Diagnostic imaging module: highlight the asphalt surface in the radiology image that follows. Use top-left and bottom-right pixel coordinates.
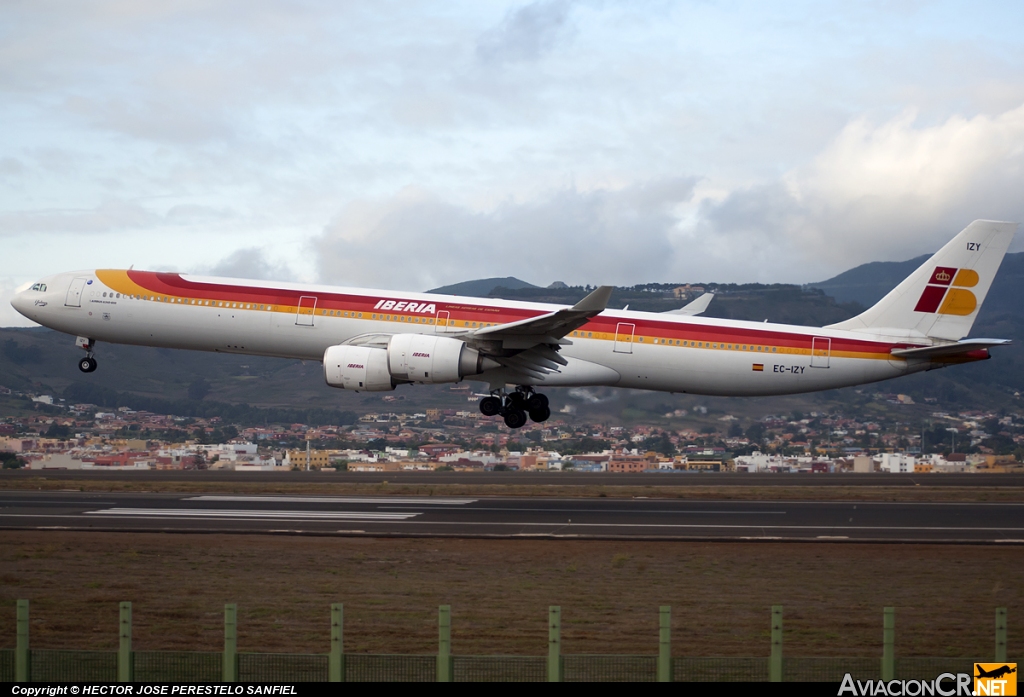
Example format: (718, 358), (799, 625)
(4, 470), (1024, 487)
(2, 490), (1023, 543)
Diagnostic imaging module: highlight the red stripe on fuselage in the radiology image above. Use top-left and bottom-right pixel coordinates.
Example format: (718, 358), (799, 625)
(123, 271), (908, 356)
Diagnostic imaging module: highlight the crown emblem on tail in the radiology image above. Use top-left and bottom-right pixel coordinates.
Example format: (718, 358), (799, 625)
(934, 270), (951, 282)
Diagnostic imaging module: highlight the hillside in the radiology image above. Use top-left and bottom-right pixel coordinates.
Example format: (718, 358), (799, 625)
(427, 277), (538, 296)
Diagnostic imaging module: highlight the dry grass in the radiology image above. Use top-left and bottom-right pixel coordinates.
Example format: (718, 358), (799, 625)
(3, 476), (1024, 503)
(0, 531), (1020, 658)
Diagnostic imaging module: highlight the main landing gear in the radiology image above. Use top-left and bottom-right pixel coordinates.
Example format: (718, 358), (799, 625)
(77, 337), (98, 373)
(479, 387), (551, 429)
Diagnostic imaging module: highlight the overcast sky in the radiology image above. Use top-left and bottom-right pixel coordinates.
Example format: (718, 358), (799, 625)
(3, 0), (1024, 326)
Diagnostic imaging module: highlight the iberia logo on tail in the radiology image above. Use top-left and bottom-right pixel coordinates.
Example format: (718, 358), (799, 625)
(914, 266), (980, 316)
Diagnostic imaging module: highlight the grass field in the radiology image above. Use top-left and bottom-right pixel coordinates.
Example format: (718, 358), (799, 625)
(3, 476), (1024, 503)
(1, 531), (1019, 658)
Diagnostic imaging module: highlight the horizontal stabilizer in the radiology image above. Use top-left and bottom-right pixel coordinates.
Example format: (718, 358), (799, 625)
(891, 338), (1011, 359)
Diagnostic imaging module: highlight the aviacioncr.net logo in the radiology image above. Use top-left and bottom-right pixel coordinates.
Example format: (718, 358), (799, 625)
(839, 673), (973, 696)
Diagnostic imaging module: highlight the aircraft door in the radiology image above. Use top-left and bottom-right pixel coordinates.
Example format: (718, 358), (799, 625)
(811, 336), (831, 368)
(295, 296), (317, 326)
(435, 310), (456, 333)
(64, 277), (87, 308)
(614, 322), (635, 354)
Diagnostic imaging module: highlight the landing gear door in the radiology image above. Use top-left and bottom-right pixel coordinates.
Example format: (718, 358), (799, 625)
(295, 296), (317, 326)
(614, 322), (635, 354)
(65, 277), (87, 308)
(811, 336), (831, 368)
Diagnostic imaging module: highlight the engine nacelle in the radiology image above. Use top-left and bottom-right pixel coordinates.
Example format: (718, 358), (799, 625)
(387, 334), (498, 383)
(323, 345), (395, 392)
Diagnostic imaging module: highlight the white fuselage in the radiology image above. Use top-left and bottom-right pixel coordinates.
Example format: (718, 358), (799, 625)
(11, 269), (956, 397)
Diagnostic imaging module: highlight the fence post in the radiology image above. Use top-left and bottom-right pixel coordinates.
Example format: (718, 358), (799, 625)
(118, 601), (133, 682)
(548, 606), (562, 682)
(769, 605), (783, 682)
(437, 605), (453, 682)
(329, 603), (344, 682)
(658, 606), (672, 682)
(15, 599), (28, 683)
(882, 607), (895, 681)
(223, 604), (237, 682)
(995, 607), (1007, 662)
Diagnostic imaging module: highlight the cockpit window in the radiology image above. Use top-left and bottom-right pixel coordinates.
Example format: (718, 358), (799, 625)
(30, 283), (47, 292)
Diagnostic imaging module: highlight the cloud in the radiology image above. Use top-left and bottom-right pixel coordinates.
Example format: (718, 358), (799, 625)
(0, 277), (39, 328)
(694, 103), (1024, 274)
(312, 177), (698, 290)
(203, 247), (297, 281)
(476, 0), (577, 65)
(0, 200), (157, 236)
(0, 200), (235, 237)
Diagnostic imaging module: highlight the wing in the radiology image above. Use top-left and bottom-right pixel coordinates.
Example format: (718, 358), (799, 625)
(663, 292), (714, 316)
(464, 285), (614, 380)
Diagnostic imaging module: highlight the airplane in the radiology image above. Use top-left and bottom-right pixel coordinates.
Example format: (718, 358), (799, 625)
(8, 220), (1017, 429)
(975, 665), (1016, 679)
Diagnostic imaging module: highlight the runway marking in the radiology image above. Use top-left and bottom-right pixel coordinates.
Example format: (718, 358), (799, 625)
(84, 508), (421, 521)
(391, 506), (787, 515)
(186, 496), (476, 505)
(323, 521), (1024, 532)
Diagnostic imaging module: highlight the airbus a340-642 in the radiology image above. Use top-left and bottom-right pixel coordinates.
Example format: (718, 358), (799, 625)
(10, 220), (1017, 429)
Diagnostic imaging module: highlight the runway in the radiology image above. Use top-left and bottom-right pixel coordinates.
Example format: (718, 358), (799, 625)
(2, 490), (1023, 543)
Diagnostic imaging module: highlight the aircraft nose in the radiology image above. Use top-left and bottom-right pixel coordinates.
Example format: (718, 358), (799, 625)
(10, 283), (32, 317)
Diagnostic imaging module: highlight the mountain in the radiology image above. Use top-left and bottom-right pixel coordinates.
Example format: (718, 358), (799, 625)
(808, 251), (1024, 318)
(427, 277), (538, 297)
(806, 255), (930, 307)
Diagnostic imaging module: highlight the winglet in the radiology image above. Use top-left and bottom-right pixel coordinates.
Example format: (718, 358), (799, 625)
(571, 285), (613, 314)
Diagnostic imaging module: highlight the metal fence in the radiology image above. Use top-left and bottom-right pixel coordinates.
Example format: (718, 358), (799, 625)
(28, 650), (117, 682)
(344, 654), (436, 682)
(8, 650), (1019, 683)
(672, 657), (769, 682)
(564, 655), (658, 682)
(6, 600), (1014, 682)
(0, 648), (14, 682)
(453, 656), (547, 682)
(238, 652), (329, 682)
(133, 651), (221, 683)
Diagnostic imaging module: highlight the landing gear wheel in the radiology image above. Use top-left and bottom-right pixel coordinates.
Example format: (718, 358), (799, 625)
(527, 393), (548, 411)
(503, 409), (527, 429)
(529, 406), (551, 423)
(507, 392), (527, 408)
(78, 356), (97, 373)
(479, 396), (502, 417)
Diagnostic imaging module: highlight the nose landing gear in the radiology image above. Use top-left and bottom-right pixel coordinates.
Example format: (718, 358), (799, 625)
(478, 387), (551, 428)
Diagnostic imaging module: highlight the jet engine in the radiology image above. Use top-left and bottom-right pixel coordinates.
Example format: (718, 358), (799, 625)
(322, 344), (396, 392)
(324, 335), (499, 391)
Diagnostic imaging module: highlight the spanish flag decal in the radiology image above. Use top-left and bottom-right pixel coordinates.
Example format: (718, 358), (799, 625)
(752, 364), (764, 372)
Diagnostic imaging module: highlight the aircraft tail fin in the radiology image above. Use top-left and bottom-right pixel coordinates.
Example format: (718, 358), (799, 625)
(826, 220), (1017, 340)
